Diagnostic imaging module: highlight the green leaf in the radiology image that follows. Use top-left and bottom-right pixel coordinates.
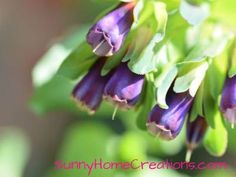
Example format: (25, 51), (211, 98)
(101, 42), (128, 76)
(122, 26), (154, 63)
(57, 42), (97, 80)
(204, 112), (228, 157)
(202, 77), (217, 128)
(189, 82), (204, 121)
(136, 76), (156, 130)
(123, 0), (160, 65)
(212, 0), (236, 28)
(180, 0), (210, 25)
(165, 10), (189, 38)
(156, 66), (178, 109)
(157, 0), (180, 12)
(30, 75), (76, 115)
(174, 61), (208, 96)
(207, 50), (228, 99)
(32, 26), (89, 87)
(229, 42), (236, 77)
(186, 26), (234, 61)
(131, 0), (154, 29)
(128, 39), (167, 74)
(128, 2), (168, 74)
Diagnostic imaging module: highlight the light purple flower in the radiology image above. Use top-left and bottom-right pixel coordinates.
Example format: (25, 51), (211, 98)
(72, 59), (110, 114)
(147, 90), (193, 140)
(220, 75), (236, 126)
(87, 2), (135, 57)
(104, 62), (144, 109)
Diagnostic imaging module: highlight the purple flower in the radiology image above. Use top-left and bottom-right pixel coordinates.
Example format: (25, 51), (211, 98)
(72, 59), (110, 114)
(220, 75), (236, 126)
(147, 90), (193, 140)
(87, 2), (135, 57)
(103, 63), (144, 109)
(186, 116), (208, 151)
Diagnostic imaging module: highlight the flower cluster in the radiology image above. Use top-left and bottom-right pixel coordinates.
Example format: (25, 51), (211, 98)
(69, 0), (236, 159)
(73, 2), (144, 113)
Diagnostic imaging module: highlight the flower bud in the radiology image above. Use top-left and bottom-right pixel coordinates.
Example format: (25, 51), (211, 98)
(147, 90), (193, 140)
(103, 63), (144, 109)
(72, 59), (110, 114)
(87, 2), (135, 56)
(220, 75), (236, 127)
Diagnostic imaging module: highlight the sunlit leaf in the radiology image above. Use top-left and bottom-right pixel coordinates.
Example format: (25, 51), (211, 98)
(174, 61), (208, 97)
(156, 66), (178, 109)
(32, 26), (89, 87)
(180, 0), (210, 25)
(203, 112), (228, 157)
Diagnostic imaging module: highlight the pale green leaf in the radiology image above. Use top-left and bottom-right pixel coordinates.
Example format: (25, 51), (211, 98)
(156, 66), (178, 109)
(128, 2), (168, 74)
(204, 112), (228, 157)
(136, 76), (156, 130)
(174, 61), (208, 96)
(180, 0), (210, 25)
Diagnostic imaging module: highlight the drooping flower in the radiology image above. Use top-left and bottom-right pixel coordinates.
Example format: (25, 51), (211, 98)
(87, 2), (135, 57)
(186, 116), (208, 151)
(72, 59), (110, 114)
(185, 116), (208, 162)
(147, 90), (193, 140)
(220, 75), (236, 127)
(103, 62), (145, 109)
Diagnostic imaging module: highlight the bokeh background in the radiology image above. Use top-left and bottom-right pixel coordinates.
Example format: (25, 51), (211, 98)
(0, 0), (236, 177)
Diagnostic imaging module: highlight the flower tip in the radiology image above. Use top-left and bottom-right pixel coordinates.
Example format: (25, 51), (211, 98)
(185, 149), (193, 162)
(103, 95), (132, 110)
(87, 30), (114, 57)
(232, 123), (235, 129)
(71, 95), (96, 115)
(223, 108), (236, 126)
(146, 122), (175, 141)
(87, 2), (135, 56)
(112, 105), (119, 120)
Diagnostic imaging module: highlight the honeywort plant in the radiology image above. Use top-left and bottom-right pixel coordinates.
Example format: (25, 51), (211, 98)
(31, 0), (236, 160)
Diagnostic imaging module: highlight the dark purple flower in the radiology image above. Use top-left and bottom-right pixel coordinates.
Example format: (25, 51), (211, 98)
(186, 116), (208, 151)
(147, 90), (193, 140)
(220, 75), (236, 127)
(87, 2), (135, 57)
(103, 63), (144, 109)
(72, 59), (110, 114)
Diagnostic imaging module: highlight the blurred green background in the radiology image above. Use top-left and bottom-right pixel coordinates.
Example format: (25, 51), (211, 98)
(0, 0), (236, 177)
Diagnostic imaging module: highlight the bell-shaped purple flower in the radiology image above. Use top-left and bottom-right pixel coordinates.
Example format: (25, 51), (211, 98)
(185, 116), (208, 162)
(147, 90), (193, 140)
(186, 116), (208, 150)
(220, 75), (236, 126)
(103, 63), (145, 109)
(72, 59), (110, 114)
(87, 2), (135, 57)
